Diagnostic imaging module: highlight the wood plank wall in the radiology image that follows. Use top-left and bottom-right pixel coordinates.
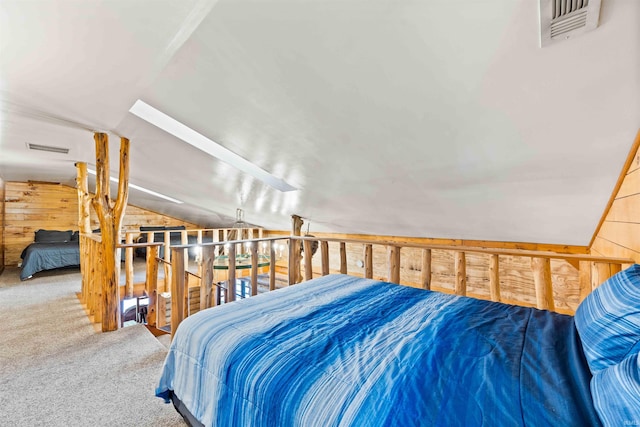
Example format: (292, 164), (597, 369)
(591, 137), (640, 263)
(266, 231), (588, 313)
(0, 176), (5, 274)
(3, 182), (201, 267)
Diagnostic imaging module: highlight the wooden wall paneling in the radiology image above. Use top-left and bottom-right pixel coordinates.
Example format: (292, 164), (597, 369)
(590, 130), (640, 262)
(3, 181), (201, 267)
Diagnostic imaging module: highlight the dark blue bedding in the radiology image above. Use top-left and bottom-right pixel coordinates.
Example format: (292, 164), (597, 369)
(20, 241), (80, 280)
(157, 274), (600, 427)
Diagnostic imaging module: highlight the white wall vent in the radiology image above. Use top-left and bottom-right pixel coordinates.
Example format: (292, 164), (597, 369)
(539, 0), (602, 47)
(27, 143), (70, 154)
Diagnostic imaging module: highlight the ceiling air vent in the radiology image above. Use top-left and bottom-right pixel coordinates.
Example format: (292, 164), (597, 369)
(539, 0), (602, 47)
(27, 143), (70, 154)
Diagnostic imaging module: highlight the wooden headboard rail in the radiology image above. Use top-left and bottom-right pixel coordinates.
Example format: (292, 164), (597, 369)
(164, 236), (633, 339)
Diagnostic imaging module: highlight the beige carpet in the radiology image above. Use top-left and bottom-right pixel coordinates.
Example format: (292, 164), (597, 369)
(0, 267), (185, 426)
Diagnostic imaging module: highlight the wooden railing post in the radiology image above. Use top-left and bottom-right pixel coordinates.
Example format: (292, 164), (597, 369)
(125, 232), (134, 298)
(421, 249), (431, 290)
(288, 238), (297, 285)
(251, 242), (259, 295)
(531, 257), (554, 310)
(227, 243), (237, 301)
(303, 240), (313, 281)
(76, 162), (91, 304)
(364, 244), (373, 279)
(200, 245), (215, 309)
(269, 241), (276, 291)
(340, 242), (347, 274)
(321, 241), (329, 276)
(196, 229), (203, 279)
(578, 260), (592, 303)
(455, 251), (466, 296)
(146, 245), (159, 327)
(388, 246), (400, 284)
(291, 215), (303, 283)
(170, 248), (186, 339)
(163, 230), (171, 290)
(489, 254), (500, 302)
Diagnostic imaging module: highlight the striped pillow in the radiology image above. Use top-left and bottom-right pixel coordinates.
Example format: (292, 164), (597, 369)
(574, 264), (640, 373)
(591, 352), (640, 425)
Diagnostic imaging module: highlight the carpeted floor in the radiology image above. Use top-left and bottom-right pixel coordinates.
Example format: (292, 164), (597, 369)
(0, 267), (185, 426)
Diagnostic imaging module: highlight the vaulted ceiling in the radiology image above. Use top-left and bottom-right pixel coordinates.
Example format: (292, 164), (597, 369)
(1, 0), (638, 245)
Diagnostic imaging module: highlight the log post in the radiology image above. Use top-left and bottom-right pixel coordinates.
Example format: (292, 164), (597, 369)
(489, 254), (500, 302)
(455, 251), (466, 296)
(146, 245), (159, 327)
(227, 243), (236, 302)
(288, 238), (297, 285)
(91, 133), (130, 332)
(421, 249), (431, 290)
(251, 242), (259, 295)
(200, 245), (215, 309)
(364, 244), (373, 279)
(196, 229), (203, 279)
(531, 257), (554, 310)
(388, 245), (401, 284)
(303, 240), (313, 281)
(291, 215), (303, 283)
(75, 162), (91, 304)
(578, 260), (592, 303)
(321, 241), (329, 276)
(125, 232), (134, 298)
(170, 248), (186, 339)
(163, 230), (171, 289)
(340, 242), (347, 274)
(269, 241), (276, 291)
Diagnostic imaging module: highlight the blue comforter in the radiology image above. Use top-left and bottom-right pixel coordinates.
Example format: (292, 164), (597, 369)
(20, 241), (80, 280)
(157, 274), (600, 427)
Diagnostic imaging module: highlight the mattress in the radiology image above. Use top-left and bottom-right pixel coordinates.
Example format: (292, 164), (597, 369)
(20, 241), (80, 280)
(157, 274), (600, 426)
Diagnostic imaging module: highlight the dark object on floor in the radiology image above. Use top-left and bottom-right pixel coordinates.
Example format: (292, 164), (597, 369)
(121, 296), (149, 326)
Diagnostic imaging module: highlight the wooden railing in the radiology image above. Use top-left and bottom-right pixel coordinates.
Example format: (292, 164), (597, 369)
(79, 233), (162, 327)
(165, 236), (634, 338)
(120, 227), (264, 297)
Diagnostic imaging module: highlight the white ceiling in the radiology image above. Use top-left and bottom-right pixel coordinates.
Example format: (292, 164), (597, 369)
(1, 0), (638, 245)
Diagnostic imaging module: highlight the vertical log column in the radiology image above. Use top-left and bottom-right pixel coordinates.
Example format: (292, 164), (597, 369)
(163, 230), (171, 291)
(421, 249), (431, 290)
(200, 245), (215, 309)
(578, 260), (592, 304)
(364, 244), (373, 279)
(321, 241), (329, 276)
(303, 240), (313, 281)
(251, 242), (259, 295)
(75, 162), (92, 304)
(91, 133), (130, 332)
(531, 257), (554, 311)
(455, 251), (466, 296)
(269, 241), (276, 291)
(489, 254), (501, 302)
(291, 215), (303, 283)
(388, 246), (401, 284)
(124, 233), (134, 298)
(340, 242), (347, 274)
(146, 245), (159, 327)
(170, 248), (186, 339)
(227, 243), (237, 302)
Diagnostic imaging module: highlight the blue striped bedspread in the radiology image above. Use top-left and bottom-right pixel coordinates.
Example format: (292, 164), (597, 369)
(156, 274), (601, 426)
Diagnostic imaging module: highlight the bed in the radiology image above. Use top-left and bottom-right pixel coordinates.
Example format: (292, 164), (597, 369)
(20, 230), (80, 280)
(156, 266), (640, 426)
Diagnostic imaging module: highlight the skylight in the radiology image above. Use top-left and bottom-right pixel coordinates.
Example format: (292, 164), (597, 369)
(129, 100), (298, 192)
(87, 168), (183, 204)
